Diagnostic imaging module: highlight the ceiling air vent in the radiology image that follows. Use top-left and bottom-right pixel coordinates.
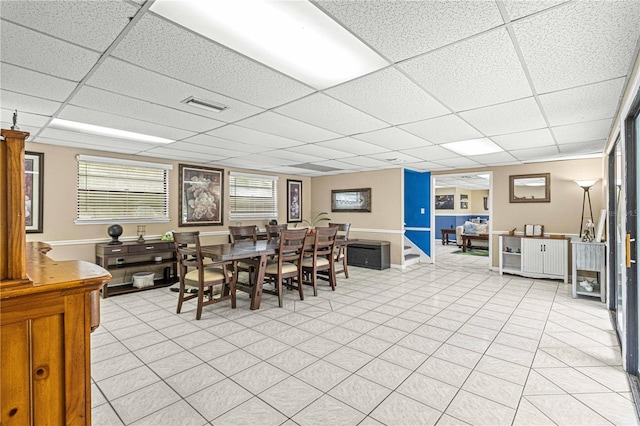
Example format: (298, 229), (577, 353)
(182, 96), (228, 113)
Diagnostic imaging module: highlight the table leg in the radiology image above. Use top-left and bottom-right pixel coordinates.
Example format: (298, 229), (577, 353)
(250, 254), (268, 310)
(462, 238), (468, 252)
(441, 231), (445, 245)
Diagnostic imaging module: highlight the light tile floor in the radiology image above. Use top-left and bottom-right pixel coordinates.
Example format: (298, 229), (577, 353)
(92, 245), (639, 425)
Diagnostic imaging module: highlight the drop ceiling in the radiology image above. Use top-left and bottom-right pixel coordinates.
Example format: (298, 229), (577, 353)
(1, 0), (639, 176)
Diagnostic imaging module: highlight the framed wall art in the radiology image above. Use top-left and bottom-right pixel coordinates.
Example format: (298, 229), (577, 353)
(287, 179), (302, 223)
(460, 194), (469, 209)
(435, 194), (454, 210)
(179, 164), (223, 226)
(25, 151), (44, 233)
(331, 188), (371, 212)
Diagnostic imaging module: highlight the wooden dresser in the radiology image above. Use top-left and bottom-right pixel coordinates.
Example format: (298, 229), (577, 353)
(1, 129), (111, 425)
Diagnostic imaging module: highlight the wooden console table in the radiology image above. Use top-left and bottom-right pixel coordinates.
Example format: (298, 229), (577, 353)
(461, 233), (489, 252)
(441, 228), (456, 245)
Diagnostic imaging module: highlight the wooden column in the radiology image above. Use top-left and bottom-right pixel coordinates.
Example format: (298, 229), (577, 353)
(0, 129), (30, 285)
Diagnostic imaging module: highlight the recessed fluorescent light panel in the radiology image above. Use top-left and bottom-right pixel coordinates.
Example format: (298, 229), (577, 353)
(149, 0), (388, 89)
(182, 96), (228, 113)
(441, 138), (503, 156)
(50, 118), (174, 144)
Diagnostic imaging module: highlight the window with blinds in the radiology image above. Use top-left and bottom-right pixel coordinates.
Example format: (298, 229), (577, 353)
(229, 172), (278, 220)
(76, 155), (172, 223)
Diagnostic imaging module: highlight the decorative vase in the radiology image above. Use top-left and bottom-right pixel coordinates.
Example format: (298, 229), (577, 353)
(107, 224), (123, 245)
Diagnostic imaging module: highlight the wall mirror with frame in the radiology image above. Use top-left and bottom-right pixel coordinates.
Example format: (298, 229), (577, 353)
(509, 173), (550, 203)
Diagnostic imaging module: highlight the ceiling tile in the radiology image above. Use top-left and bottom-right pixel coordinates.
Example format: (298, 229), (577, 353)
(316, 137), (390, 155)
(57, 105), (195, 141)
(459, 97), (546, 136)
(340, 156), (391, 168)
(216, 154), (297, 167)
(159, 141), (241, 159)
(399, 114), (483, 144)
(552, 118), (613, 144)
(353, 127), (432, 150)
(1, 21), (99, 81)
(274, 93), (387, 135)
(325, 68), (449, 125)
(86, 58), (264, 123)
(35, 137), (143, 155)
(436, 157), (482, 168)
(318, 1), (503, 62)
(1, 108), (50, 128)
(37, 128), (160, 152)
(406, 161), (450, 171)
(400, 145), (459, 161)
(502, 1), (566, 21)
(400, 28), (532, 111)
(286, 144), (352, 160)
(182, 134), (270, 154)
(70, 86), (225, 133)
(141, 146), (227, 162)
(510, 146), (560, 161)
(0, 0), (139, 51)
(472, 151), (520, 166)
(557, 140), (606, 155)
(368, 152), (425, 164)
(262, 150), (323, 164)
(144, 150), (217, 163)
(236, 111), (340, 143)
(207, 125), (302, 150)
(539, 78), (625, 126)
(491, 128), (555, 150)
(1, 90), (61, 116)
(309, 159), (363, 171)
(112, 15), (313, 108)
(1, 63), (77, 102)
(513, 1), (640, 93)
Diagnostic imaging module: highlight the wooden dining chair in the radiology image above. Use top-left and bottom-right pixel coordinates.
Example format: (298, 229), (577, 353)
(172, 231), (235, 320)
(263, 228), (308, 307)
(228, 225), (259, 285)
(329, 223), (350, 279)
(301, 226), (338, 295)
(265, 223), (288, 243)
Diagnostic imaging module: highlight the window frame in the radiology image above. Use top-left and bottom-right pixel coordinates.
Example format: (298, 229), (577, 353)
(76, 155), (172, 224)
(228, 171), (278, 221)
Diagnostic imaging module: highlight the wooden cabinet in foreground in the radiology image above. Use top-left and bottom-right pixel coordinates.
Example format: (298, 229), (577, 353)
(1, 129), (111, 425)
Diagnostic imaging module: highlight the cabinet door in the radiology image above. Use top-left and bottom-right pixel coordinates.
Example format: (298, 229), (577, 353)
(543, 239), (566, 276)
(522, 239), (544, 273)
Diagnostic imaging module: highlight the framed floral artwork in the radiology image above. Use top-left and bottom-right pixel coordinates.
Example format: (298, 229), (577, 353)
(179, 164), (224, 226)
(287, 179), (302, 223)
(25, 151), (44, 233)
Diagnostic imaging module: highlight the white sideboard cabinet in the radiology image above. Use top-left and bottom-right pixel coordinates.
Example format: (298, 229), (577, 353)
(499, 235), (569, 283)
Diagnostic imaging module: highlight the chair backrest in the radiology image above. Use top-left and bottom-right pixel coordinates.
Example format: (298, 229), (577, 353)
(172, 231), (203, 269)
(229, 225), (258, 243)
(278, 228), (308, 265)
(265, 224), (288, 242)
(311, 226), (338, 258)
(328, 223), (350, 240)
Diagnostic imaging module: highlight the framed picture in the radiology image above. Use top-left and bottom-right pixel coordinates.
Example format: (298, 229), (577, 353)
(25, 152), (44, 233)
(331, 188), (371, 212)
(460, 195), (469, 210)
(179, 164), (223, 227)
(287, 179), (302, 223)
(435, 194), (454, 210)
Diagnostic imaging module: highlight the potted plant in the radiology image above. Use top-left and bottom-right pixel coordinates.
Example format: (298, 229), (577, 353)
(300, 212), (331, 234)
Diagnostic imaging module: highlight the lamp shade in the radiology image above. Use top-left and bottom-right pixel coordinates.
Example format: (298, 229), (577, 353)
(575, 179), (598, 189)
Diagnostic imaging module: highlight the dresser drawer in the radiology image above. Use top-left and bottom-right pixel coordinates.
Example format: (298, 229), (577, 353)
(99, 245), (128, 255)
(128, 242), (172, 253)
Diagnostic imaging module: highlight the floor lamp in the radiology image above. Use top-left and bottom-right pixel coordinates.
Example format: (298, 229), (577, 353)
(575, 179), (598, 237)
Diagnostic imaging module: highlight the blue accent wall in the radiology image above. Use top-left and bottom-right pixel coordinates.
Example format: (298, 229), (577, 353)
(404, 169), (431, 256)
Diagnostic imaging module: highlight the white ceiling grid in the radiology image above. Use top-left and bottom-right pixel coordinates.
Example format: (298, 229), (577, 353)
(1, 0), (639, 177)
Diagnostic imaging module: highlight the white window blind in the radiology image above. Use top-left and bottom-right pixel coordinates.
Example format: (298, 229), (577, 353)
(76, 155), (172, 224)
(229, 172), (278, 220)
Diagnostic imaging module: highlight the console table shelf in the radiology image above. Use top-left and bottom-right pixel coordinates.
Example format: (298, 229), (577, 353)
(95, 240), (178, 298)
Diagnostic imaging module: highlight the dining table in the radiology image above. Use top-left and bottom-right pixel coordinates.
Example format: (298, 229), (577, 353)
(196, 235), (351, 310)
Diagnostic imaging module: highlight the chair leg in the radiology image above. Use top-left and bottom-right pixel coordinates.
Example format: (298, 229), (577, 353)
(297, 271), (304, 301)
(312, 267), (318, 296)
(176, 280), (185, 314)
(277, 278), (283, 307)
(230, 274), (237, 309)
(329, 264), (336, 291)
(196, 286), (205, 320)
(343, 255), (349, 279)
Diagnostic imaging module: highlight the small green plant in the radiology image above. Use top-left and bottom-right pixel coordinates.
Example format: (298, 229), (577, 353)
(301, 212), (331, 228)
